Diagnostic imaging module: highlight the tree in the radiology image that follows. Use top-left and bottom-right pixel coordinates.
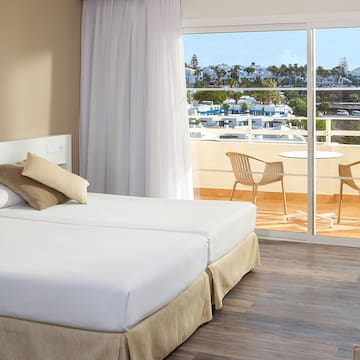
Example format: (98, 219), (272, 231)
(288, 97), (307, 117)
(254, 79), (282, 105)
(227, 78), (240, 88)
(223, 103), (230, 115)
(349, 93), (360, 103)
(232, 92), (242, 104)
(190, 54), (199, 69)
(230, 65), (240, 81)
(318, 102), (330, 113)
(279, 64), (288, 77)
(241, 102), (249, 113)
(203, 74), (211, 84)
(215, 66), (227, 79)
(329, 93), (339, 103)
(331, 66), (347, 84)
(317, 66), (330, 78)
(267, 65), (279, 76)
(240, 78), (252, 88)
(244, 67), (255, 74)
(339, 56), (349, 74)
(193, 90), (226, 104)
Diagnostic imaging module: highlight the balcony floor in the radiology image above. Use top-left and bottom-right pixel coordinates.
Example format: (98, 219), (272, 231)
(195, 188), (360, 239)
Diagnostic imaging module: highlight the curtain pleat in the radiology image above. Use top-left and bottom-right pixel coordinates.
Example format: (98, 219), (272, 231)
(80, 0), (193, 199)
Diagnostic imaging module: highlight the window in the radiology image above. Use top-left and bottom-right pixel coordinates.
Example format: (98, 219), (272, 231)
(184, 27), (360, 242)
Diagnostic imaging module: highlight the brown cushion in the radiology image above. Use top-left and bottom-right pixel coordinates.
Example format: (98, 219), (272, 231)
(22, 153), (89, 204)
(0, 164), (68, 210)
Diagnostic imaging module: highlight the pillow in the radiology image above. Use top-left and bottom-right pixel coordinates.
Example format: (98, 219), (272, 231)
(22, 152), (89, 204)
(0, 184), (25, 208)
(0, 164), (69, 210)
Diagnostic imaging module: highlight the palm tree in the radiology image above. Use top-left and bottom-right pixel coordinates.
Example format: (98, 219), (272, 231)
(232, 92), (242, 104)
(227, 78), (240, 88)
(230, 65), (240, 81)
(317, 66), (330, 78)
(244, 67), (255, 74)
(267, 65), (279, 77)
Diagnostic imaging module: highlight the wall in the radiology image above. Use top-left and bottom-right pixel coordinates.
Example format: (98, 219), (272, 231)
(182, 0), (360, 19)
(0, 0), (82, 172)
(191, 140), (360, 196)
(182, 0), (360, 30)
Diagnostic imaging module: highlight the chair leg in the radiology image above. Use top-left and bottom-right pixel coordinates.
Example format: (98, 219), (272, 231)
(337, 182), (344, 224)
(280, 179), (288, 215)
(230, 181), (238, 201)
(252, 185), (258, 204)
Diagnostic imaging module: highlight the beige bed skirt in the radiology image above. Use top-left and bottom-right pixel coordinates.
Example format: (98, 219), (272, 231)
(0, 272), (212, 360)
(207, 231), (260, 309)
(354, 345), (360, 360)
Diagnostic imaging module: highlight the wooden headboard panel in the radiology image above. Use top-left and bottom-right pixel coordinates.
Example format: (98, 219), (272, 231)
(0, 135), (72, 171)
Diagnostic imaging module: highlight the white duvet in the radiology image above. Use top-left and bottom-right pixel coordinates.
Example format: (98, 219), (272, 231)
(0, 217), (207, 332)
(0, 193), (256, 263)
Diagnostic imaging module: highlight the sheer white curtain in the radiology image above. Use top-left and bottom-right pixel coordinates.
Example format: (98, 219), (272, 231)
(80, 0), (193, 199)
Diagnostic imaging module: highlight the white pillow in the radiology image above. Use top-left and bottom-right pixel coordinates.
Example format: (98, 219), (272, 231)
(0, 184), (25, 208)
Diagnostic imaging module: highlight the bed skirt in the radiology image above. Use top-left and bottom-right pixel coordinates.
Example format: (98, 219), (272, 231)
(354, 345), (360, 360)
(207, 231), (260, 309)
(0, 272), (212, 360)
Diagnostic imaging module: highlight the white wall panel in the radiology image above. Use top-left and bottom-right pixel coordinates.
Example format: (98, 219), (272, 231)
(182, 0), (360, 31)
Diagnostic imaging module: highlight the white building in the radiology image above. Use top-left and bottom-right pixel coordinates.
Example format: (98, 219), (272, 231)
(185, 67), (203, 85)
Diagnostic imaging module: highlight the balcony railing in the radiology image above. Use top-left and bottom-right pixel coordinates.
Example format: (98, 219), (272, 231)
(189, 115), (360, 145)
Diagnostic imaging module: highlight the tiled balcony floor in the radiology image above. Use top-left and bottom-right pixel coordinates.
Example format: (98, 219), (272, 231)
(195, 188), (360, 238)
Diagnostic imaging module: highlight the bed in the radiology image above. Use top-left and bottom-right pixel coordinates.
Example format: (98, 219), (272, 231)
(0, 135), (260, 309)
(1, 192), (259, 309)
(0, 217), (211, 360)
(0, 134), (260, 359)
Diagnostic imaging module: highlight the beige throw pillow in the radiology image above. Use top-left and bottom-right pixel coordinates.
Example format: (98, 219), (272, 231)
(22, 153), (89, 204)
(0, 164), (68, 210)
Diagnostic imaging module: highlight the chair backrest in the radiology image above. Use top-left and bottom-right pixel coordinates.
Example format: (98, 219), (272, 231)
(226, 152), (257, 186)
(339, 162), (360, 191)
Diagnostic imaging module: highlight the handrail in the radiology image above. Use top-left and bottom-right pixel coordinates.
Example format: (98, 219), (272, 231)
(189, 115), (360, 145)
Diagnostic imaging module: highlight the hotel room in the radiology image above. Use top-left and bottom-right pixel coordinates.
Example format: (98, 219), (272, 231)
(1, 0), (360, 359)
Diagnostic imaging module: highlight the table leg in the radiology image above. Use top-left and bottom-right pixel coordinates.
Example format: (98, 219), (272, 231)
(284, 211), (335, 228)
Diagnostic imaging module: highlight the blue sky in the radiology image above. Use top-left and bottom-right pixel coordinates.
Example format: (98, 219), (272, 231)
(184, 28), (360, 71)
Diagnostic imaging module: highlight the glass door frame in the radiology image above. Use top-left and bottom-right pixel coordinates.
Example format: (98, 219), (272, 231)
(184, 25), (360, 248)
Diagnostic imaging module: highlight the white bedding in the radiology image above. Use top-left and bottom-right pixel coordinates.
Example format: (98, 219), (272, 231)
(0, 193), (256, 263)
(0, 217), (207, 332)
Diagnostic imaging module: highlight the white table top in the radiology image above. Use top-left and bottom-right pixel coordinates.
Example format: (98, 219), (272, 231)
(279, 151), (343, 159)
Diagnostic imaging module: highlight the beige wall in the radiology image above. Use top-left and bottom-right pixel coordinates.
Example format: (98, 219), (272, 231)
(0, 0), (82, 172)
(191, 140), (354, 196)
(182, 0), (360, 20)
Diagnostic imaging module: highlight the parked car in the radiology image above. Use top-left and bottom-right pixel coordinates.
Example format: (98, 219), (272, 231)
(352, 110), (360, 116)
(337, 109), (350, 116)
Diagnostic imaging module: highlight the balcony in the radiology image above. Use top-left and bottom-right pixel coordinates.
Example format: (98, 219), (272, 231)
(190, 115), (360, 239)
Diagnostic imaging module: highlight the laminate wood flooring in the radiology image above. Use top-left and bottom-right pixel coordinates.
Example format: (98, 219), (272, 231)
(167, 240), (360, 360)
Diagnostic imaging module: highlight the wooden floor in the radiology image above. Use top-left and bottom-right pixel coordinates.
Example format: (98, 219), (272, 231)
(167, 240), (360, 360)
(195, 188), (360, 238)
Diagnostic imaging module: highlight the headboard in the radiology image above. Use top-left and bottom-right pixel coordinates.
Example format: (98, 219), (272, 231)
(0, 135), (72, 171)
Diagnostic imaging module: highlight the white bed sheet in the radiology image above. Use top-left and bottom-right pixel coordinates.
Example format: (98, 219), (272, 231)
(0, 193), (256, 263)
(0, 217), (207, 332)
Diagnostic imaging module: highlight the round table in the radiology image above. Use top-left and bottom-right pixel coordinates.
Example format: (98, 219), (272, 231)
(279, 150), (343, 227)
(279, 151), (343, 159)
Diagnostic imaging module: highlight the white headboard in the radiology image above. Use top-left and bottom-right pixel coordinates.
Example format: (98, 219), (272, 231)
(0, 135), (72, 171)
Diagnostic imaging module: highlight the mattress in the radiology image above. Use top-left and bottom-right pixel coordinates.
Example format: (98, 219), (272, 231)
(0, 193), (256, 263)
(0, 217), (207, 332)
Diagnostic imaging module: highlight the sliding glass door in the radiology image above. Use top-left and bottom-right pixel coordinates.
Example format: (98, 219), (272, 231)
(184, 26), (360, 244)
(314, 28), (360, 239)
